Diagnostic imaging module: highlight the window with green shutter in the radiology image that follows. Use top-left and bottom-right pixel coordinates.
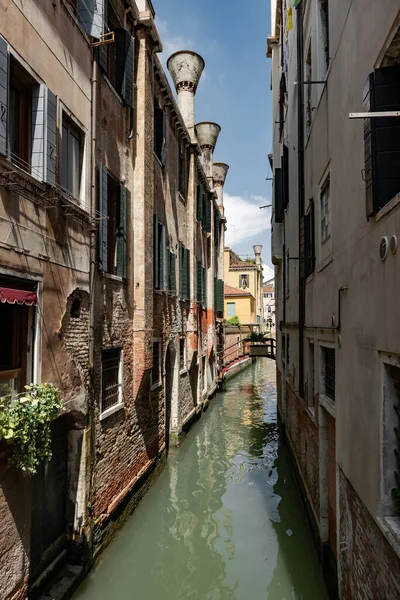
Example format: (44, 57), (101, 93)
(196, 185), (203, 221)
(202, 266), (206, 307)
(153, 216), (167, 290)
(169, 251), (176, 293)
(203, 195), (212, 233)
(196, 260), (202, 304)
(99, 166), (128, 277)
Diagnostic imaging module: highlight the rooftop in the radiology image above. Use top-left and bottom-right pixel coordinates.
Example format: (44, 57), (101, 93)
(224, 284), (255, 298)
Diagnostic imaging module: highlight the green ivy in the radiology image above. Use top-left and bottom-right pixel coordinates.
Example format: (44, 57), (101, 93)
(227, 316), (241, 326)
(0, 383), (62, 474)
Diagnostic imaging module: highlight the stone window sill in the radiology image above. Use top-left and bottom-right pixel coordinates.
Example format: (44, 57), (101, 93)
(379, 516), (400, 558)
(180, 368), (187, 376)
(374, 192), (400, 223)
(319, 392), (335, 418)
(103, 273), (124, 283)
(151, 381), (162, 392)
(100, 403), (124, 421)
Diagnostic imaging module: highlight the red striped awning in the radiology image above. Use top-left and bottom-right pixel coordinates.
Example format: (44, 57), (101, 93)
(0, 287), (38, 306)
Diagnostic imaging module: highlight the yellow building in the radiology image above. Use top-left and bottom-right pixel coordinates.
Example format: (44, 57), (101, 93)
(224, 246), (264, 327)
(224, 284), (255, 324)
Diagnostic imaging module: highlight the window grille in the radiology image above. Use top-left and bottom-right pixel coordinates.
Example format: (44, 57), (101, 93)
(323, 347), (335, 400)
(101, 348), (122, 412)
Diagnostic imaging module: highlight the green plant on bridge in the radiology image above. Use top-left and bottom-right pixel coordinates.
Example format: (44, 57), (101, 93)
(227, 316), (241, 326)
(0, 383), (63, 474)
(247, 331), (266, 341)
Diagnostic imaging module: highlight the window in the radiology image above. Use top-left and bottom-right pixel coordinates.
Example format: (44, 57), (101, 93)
(169, 251), (176, 294)
(287, 334), (290, 365)
(61, 114), (83, 200)
(98, 164), (127, 277)
(202, 355), (206, 392)
(152, 341), (162, 388)
(268, 306), (272, 313)
(307, 341), (315, 407)
(0, 39), (57, 184)
(179, 243), (190, 300)
(281, 334), (286, 363)
(322, 346), (335, 401)
(196, 260), (206, 307)
(317, 0), (329, 77)
(154, 101), (166, 165)
(240, 274), (249, 288)
(9, 57), (34, 171)
(227, 302), (235, 317)
(178, 147), (187, 197)
(320, 175), (331, 243)
(305, 41), (312, 138)
(101, 347), (123, 414)
(180, 338), (186, 371)
(197, 185), (204, 221)
(305, 199), (315, 277)
(153, 216), (167, 290)
(96, 3), (134, 107)
(285, 250), (290, 297)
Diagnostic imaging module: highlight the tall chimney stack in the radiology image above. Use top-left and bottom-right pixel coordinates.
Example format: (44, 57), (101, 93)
(253, 244), (262, 265)
(167, 51), (205, 139)
(213, 162), (229, 216)
(195, 122), (221, 178)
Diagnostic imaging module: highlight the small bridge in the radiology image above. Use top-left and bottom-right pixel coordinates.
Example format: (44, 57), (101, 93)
(218, 337), (276, 377)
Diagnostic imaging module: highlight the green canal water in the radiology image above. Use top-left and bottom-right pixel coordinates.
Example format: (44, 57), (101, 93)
(73, 359), (329, 600)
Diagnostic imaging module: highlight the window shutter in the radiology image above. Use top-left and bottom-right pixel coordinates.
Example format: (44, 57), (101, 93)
(182, 247), (188, 300)
(274, 167), (284, 223)
(160, 225), (167, 290)
(282, 144), (289, 209)
(115, 29), (134, 108)
(116, 185), (127, 278)
(0, 36), (8, 157)
(161, 110), (166, 166)
(77, 0), (105, 39)
(169, 252), (176, 293)
(219, 279), (224, 314)
(97, 0), (108, 72)
(99, 164), (108, 272)
(202, 266), (206, 307)
(31, 84), (46, 181)
(153, 214), (159, 289)
(179, 242), (183, 297)
(196, 260), (202, 304)
(214, 216), (219, 249)
(364, 67), (400, 216)
(214, 277), (217, 312)
(204, 196), (212, 233)
(196, 185), (203, 221)
(46, 89), (57, 187)
(185, 248), (190, 300)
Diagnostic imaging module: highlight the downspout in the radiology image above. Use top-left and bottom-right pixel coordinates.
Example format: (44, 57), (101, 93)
(296, 3), (305, 397)
(87, 55), (97, 552)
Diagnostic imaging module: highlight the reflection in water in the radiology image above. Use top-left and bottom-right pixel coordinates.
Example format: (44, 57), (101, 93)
(73, 359), (328, 600)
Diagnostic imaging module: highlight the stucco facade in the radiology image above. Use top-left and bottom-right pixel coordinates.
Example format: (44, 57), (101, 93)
(0, 1), (228, 597)
(269, 0), (400, 597)
(224, 246), (263, 328)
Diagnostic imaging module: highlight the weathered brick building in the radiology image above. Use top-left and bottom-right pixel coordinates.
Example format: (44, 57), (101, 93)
(269, 0), (400, 597)
(0, 0), (228, 597)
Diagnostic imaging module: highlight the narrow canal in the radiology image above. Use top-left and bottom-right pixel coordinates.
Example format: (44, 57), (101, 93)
(73, 359), (328, 600)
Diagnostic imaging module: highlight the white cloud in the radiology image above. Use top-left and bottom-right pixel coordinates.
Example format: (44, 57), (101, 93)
(156, 18), (194, 61)
(224, 192), (271, 246)
(261, 263), (274, 282)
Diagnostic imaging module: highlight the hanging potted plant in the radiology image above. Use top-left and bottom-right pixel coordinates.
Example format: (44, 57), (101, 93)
(0, 383), (63, 474)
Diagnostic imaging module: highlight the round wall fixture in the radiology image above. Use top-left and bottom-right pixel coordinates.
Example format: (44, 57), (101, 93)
(380, 236), (389, 261)
(390, 235), (398, 255)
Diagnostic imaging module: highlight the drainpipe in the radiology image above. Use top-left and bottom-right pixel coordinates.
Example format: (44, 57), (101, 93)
(296, 3), (305, 398)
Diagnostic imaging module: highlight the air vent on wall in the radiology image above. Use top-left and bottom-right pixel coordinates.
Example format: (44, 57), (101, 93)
(390, 235), (398, 255)
(380, 236), (389, 261)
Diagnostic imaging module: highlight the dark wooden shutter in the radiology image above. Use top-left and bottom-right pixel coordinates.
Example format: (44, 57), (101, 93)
(0, 36), (8, 157)
(153, 215), (159, 289)
(115, 29), (134, 108)
(97, 0), (108, 73)
(196, 260), (202, 304)
(99, 164), (108, 272)
(169, 252), (176, 293)
(304, 200), (315, 278)
(202, 266), (206, 307)
(160, 224), (166, 290)
(182, 247), (188, 300)
(214, 215), (219, 249)
(364, 67), (400, 216)
(219, 279), (224, 313)
(154, 105), (165, 162)
(116, 185), (127, 278)
(274, 167), (284, 223)
(179, 242), (183, 297)
(46, 89), (57, 186)
(204, 195), (212, 233)
(197, 185), (203, 221)
(161, 110), (166, 166)
(77, 0), (105, 38)
(282, 144), (289, 209)
(185, 248), (190, 300)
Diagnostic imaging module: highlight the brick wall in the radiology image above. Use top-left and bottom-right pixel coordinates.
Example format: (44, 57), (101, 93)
(339, 469), (400, 599)
(285, 380), (320, 520)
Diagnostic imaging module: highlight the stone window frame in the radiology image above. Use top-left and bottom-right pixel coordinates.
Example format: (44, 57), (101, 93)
(318, 341), (336, 417)
(100, 346), (124, 420)
(320, 173), (331, 245)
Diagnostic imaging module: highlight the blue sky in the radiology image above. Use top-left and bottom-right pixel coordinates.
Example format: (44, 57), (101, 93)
(155, 0), (274, 279)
